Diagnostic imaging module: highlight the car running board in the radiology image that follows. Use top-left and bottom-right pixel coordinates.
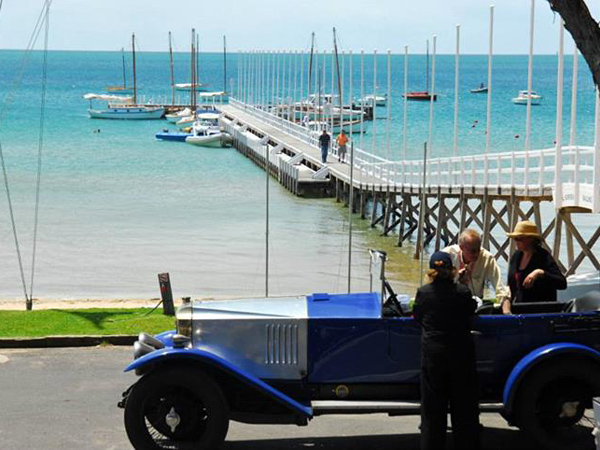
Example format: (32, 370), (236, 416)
(311, 400), (503, 416)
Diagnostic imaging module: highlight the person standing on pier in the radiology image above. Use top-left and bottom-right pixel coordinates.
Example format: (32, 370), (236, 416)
(336, 130), (348, 163)
(414, 251), (480, 450)
(318, 129), (331, 164)
(443, 229), (511, 314)
(507, 221), (567, 304)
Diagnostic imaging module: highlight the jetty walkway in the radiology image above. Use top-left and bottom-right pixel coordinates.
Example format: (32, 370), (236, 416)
(218, 99), (600, 278)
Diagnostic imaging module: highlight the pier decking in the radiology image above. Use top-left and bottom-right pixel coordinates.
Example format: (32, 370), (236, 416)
(218, 100), (600, 277)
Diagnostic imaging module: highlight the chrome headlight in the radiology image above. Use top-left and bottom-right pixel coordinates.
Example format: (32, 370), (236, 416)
(177, 319), (192, 338)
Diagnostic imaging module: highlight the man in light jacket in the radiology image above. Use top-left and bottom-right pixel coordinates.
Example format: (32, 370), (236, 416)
(443, 229), (511, 314)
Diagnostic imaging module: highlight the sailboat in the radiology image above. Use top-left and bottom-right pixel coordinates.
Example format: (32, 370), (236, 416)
(404, 40), (437, 101)
(106, 48), (134, 95)
(87, 34), (164, 120)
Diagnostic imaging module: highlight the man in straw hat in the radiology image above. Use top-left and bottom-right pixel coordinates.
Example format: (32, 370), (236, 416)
(443, 229), (511, 314)
(506, 220), (567, 304)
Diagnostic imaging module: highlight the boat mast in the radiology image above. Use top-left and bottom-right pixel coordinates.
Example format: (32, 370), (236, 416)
(169, 32), (175, 105)
(333, 28), (343, 118)
(191, 28), (196, 116)
(425, 39), (429, 93)
(223, 35), (227, 93)
(196, 33), (200, 92)
(308, 32), (315, 102)
(132, 33), (137, 104)
(121, 47), (127, 89)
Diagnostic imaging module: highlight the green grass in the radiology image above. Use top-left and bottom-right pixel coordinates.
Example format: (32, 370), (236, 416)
(0, 308), (175, 338)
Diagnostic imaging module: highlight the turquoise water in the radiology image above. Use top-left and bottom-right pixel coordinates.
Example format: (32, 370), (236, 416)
(0, 50), (596, 300)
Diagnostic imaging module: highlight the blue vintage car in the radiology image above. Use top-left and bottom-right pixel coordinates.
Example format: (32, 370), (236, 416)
(119, 252), (600, 450)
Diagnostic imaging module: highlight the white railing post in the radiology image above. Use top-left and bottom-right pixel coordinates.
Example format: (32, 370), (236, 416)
(386, 49), (392, 164)
(454, 24), (460, 187)
(486, 5), (494, 187)
(570, 45), (580, 203)
(554, 20), (565, 209)
(524, 0), (535, 191)
(427, 36), (437, 161)
(372, 49), (377, 153)
(360, 50), (365, 151)
(403, 45), (409, 185)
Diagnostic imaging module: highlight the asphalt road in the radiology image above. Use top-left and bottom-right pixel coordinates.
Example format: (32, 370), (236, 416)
(0, 347), (547, 449)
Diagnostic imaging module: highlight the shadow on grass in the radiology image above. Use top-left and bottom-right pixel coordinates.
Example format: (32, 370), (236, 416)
(222, 427), (536, 450)
(61, 309), (144, 331)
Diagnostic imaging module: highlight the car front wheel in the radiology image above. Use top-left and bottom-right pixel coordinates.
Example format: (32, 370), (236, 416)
(124, 367), (229, 450)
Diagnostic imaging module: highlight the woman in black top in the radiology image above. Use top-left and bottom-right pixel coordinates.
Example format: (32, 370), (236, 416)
(507, 220), (567, 304)
(414, 251), (480, 450)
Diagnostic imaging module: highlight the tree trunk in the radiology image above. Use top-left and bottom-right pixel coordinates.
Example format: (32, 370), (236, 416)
(548, 0), (600, 88)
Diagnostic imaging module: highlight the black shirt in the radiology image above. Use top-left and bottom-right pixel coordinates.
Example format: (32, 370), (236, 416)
(508, 247), (567, 303)
(318, 133), (331, 147)
(413, 280), (476, 355)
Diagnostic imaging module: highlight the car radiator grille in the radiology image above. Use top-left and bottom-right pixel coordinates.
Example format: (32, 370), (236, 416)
(265, 323), (299, 365)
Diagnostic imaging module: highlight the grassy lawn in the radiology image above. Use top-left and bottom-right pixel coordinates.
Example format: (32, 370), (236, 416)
(0, 308), (175, 338)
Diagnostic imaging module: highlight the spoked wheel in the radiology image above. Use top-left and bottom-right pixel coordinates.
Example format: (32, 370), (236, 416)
(124, 368), (229, 450)
(514, 359), (600, 450)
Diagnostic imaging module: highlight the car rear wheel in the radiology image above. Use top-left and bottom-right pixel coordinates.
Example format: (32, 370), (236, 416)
(514, 359), (600, 450)
(124, 367), (229, 450)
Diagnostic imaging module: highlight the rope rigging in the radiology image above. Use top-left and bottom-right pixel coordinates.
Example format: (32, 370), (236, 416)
(0, 0), (52, 309)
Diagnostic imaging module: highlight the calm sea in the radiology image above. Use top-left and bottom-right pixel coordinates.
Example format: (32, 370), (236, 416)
(0, 50), (596, 300)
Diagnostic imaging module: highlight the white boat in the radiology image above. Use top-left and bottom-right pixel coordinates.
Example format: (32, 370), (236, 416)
(165, 108), (191, 123)
(87, 34), (164, 120)
(84, 94), (165, 120)
(512, 90), (542, 105)
(185, 123), (229, 148)
(354, 94), (387, 106)
(88, 105), (164, 120)
(174, 82), (207, 92)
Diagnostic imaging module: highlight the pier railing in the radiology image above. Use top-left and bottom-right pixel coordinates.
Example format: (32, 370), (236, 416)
(229, 98), (599, 212)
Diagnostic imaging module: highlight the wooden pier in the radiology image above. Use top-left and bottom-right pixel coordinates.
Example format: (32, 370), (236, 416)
(219, 101), (600, 276)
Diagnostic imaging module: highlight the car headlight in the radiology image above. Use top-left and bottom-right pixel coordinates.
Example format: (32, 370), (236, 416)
(177, 319), (192, 338)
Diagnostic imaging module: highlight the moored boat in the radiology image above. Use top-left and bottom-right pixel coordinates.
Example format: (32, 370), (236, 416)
(511, 90), (542, 105)
(185, 124), (229, 148)
(404, 91), (437, 101)
(470, 83), (488, 94)
(155, 129), (192, 142)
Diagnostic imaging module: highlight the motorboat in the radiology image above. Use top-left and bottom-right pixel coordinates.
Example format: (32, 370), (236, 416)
(354, 94), (387, 107)
(175, 82), (208, 92)
(185, 123), (230, 148)
(155, 129), (192, 142)
(470, 83), (488, 94)
(512, 90), (542, 105)
(165, 108), (191, 123)
(85, 94), (164, 120)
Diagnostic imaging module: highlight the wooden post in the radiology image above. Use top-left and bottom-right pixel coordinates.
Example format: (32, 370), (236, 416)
(158, 273), (175, 316)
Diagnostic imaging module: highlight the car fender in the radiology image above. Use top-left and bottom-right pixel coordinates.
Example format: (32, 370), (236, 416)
(125, 347), (313, 419)
(502, 342), (600, 415)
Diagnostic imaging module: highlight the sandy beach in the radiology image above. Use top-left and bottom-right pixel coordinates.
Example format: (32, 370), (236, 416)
(0, 298), (175, 311)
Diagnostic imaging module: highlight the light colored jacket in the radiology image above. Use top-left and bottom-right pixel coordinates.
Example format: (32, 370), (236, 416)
(442, 244), (510, 302)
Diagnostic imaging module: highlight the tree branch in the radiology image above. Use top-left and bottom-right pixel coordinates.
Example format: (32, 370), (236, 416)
(548, 0), (600, 88)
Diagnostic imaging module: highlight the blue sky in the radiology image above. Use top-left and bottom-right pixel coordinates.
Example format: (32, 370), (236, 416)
(1, 0), (599, 54)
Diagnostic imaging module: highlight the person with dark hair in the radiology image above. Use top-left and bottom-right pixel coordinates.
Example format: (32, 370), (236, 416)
(507, 220), (567, 304)
(413, 251), (480, 450)
(318, 129), (331, 164)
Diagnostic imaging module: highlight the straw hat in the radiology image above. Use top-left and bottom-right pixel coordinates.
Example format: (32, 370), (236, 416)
(507, 220), (542, 239)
